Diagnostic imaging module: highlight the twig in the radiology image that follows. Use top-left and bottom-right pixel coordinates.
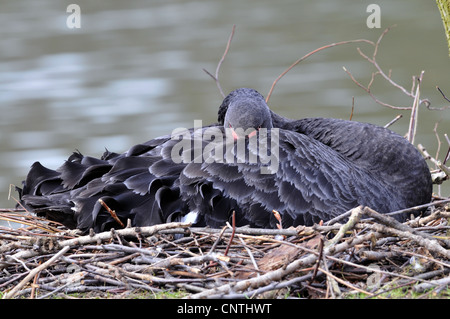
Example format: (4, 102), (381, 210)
(272, 210), (282, 229)
(308, 236), (324, 284)
(266, 38), (374, 103)
(356, 27), (421, 102)
(3, 245), (70, 299)
(328, 199), (450, 227)
(362, 207), (436, 240)
(442, 133), (450, 165)
(319, 266), (370, 297)
(203, 24), (236, 98)
(238, 236), (259, 274)
(208, 226), (228, 254)
(406, 71), (424, 144)
(436, 86), (450, 102)
(434, 86), (450, 110)
(327, 206), (362, 245)
(343, 66), (408, 110)
(418, 144), (450, 182)
(224, 211), (236, 257)
(413, 275), (450, 293)
(186, 214), (383, 299)
(434, 122), (442, 165)
(57, 222), (191, 247)
(98, 199), (124, 228)
(363, 207), (450, 259)
(1, 203), (449, 299)
(344, 27), (433, 111)
(30, 261), (41, 299)
(349, 96), (355, 121)
(191, 226), (302, 237)
(391, 248), (450, 269)
(384, 114), (403, 128)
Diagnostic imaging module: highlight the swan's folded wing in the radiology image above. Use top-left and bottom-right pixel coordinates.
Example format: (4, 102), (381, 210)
(293, 118), (432, 209)
(177, 128), (380, 228)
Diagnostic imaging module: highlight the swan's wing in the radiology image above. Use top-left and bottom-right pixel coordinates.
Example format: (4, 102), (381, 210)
(292, 118), (432, 208)
(177, 128), (391, 228)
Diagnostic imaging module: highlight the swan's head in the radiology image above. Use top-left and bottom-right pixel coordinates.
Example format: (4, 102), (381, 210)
(219, 88), (273, 139)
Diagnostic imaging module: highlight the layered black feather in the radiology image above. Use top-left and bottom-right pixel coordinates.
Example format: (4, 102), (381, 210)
(18, 88), (432, 233)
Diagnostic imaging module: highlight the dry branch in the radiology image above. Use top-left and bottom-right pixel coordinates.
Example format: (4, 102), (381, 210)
(2, 246), (70, 299)
(0, 201), (449, 299)
(418, 144), (450, 183)
(266, 38), (374, 103)
(57, 222), (191, 247)
(98, 199), (124, 228)
(203, 25), (236, 98)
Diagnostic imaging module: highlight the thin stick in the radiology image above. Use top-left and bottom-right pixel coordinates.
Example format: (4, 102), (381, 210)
(98, 199), (124, 228)
(349, 96), (355, 121)
(363, 207), (450, 259)
(384, 114), (403, 128)
(3, 245), (70, 299)
(418, 144), (450, 180)
(272, 210), (282, 229)
(209, 226), (228, 254)
(224, 211), (236, 257)
(357, 27), (419, 101)
(327, 206), (362, 245)
(423, 86), (450, 110)
(413, 276), (450, 293)
(342, 66), (410, 110)
(344, 27), (432, 110)
(238, 236), (259, 274)
(58, 222), (191, 247)
(308, 236), (324, 284)
(406, 71), (424, 144)
(266, 38), (374, 103)
(434, 122), (442, 168)
(30, 261), (41, 299)
(203, 25), (236, 98)
(326, 199), (450, 226)
(318, 267), (371, 297)
(436, 86), (450, 103)
(444, 133), (450, 165)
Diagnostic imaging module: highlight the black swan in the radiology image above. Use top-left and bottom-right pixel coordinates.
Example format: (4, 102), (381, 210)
(17, 88), (432, 232)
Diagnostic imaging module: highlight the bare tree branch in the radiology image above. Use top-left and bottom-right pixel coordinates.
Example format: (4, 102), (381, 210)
(266, 38), (374, 103)
(203, 25), (236, 98)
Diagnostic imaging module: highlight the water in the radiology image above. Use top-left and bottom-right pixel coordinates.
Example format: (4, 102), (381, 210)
(1, 0), (449, 214)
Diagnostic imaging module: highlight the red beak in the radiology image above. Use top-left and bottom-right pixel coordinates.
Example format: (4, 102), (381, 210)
(231, 128), (239, 140)
(230, 128), (258, 140)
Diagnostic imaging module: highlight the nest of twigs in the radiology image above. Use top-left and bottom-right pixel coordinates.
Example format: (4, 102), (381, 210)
(0, 201), (449, 300)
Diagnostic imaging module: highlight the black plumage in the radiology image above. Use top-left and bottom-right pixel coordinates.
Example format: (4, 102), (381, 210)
(17, 88), (433, 233)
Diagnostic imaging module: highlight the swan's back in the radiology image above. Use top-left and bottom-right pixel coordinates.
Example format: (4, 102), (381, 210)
(292, 117), (432, 210)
